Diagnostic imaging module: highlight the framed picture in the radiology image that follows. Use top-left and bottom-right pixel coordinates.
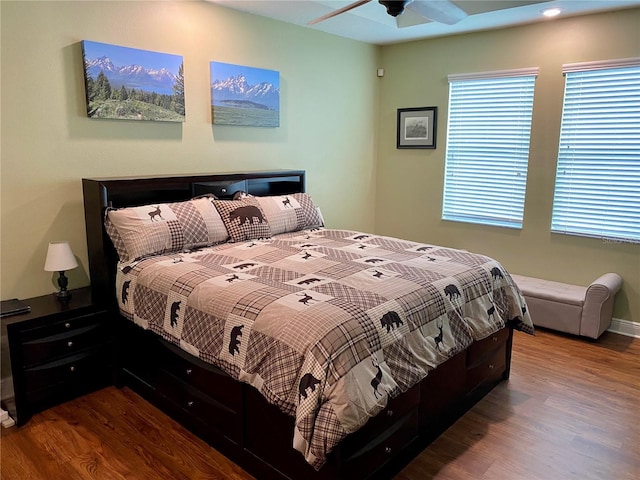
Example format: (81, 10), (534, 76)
(81, 40), (185, 122)
(397, 107), (437, 149)
(210, 61), (280, 127)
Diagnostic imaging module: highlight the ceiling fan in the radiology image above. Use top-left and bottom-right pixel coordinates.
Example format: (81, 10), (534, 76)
(308, 0), (469, 26)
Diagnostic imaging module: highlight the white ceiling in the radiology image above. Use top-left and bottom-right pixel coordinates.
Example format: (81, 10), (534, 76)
(206, 0), (640, 45)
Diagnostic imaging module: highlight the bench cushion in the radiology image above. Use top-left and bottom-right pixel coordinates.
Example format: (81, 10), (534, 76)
(510, 274), (585, 307)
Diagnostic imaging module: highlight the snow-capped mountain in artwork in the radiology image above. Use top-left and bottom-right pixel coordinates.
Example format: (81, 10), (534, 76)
(85, 56), (177, 95)
(211, 74), (279, 109)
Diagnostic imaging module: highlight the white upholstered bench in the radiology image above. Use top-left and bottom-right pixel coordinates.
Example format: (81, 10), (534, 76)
(510, 273), (622, 339)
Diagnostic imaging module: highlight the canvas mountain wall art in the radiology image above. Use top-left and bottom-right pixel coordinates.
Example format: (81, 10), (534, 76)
(81, 40), (185, 122)
(210, 61), (280, 127)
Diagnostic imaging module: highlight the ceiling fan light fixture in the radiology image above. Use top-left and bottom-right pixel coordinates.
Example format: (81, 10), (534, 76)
(379, 0), (408, 17)
(542, 7), (562, 18)
(307, 0), (467, 27)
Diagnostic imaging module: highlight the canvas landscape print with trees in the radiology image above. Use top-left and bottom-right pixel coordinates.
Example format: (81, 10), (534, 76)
(82, 40), (185, 122)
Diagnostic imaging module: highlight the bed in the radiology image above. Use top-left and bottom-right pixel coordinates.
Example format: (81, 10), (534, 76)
(82, 170), (534, 480)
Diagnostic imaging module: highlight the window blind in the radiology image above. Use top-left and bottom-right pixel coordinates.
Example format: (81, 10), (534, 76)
(551, 62), (640, 243)
(442, 73), (536, 228)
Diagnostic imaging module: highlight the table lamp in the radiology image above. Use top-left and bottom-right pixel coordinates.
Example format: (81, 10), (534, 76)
(44, 241), (78, 302)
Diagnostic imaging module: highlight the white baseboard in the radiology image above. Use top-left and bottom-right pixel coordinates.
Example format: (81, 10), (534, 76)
(608, 317), (640, 338)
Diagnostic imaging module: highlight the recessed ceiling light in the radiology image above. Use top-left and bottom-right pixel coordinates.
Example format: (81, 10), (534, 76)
(542, 7), (562, 18)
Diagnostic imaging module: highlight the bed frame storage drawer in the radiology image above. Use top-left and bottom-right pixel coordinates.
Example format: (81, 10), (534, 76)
(156, 341), (243, 411)
(419, 350), (467, 429)
(243, 384), (420, 480)
(338, 409), (419, 479)
(345, 384), (420, 447)
(466, 327), (510, 390)
(154, 370), (243, 444)
(331, 384), (420, 478)
(466, 342), (507, 392)
(119, 323), (244, 445)
(466, 327), (510, 366)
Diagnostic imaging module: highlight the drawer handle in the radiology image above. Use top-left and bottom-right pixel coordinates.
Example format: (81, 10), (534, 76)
(492, 336), (498, 342)
(384, 447), (392, 455)
(386, 409), (394, 417)
(187, 400), (194, 408)
(185, 368), (192, 376)
(67, 341), (74, 348)
(488, 363), (494, 370)
(65, 322), (71, 329)
(69, 366), (76, 372)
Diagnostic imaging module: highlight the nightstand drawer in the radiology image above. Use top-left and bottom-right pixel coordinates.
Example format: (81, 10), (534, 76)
(22, 322), (108, 367)
(18, 311), (107, 344)
(24, 348), (111, 392)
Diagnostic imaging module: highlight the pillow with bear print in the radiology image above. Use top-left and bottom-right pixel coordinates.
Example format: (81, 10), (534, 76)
(213, 198), (272, 242)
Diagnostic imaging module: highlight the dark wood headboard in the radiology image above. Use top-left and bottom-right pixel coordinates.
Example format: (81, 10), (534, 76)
(82, 170), (305, 307)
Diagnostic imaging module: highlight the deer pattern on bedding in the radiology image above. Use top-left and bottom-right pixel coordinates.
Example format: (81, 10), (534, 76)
(115, 228), (534, 470)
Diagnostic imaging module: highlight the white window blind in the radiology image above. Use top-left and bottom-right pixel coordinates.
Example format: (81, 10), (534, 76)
(442, 72), (537, 229)
(551, 61), (640, 243)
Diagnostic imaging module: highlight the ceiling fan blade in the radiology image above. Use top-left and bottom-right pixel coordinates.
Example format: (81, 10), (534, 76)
(396, 8), (432, 28)
(406, 0), (468, 25)
(308, 0), (372, 25)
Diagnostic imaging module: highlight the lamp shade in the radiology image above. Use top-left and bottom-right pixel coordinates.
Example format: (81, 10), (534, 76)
(44, 241), (78, 272)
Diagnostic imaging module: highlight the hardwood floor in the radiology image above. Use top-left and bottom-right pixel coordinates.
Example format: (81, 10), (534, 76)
(1, 328), (638, 479)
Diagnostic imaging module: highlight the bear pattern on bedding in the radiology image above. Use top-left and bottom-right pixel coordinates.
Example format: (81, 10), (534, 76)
(116, 228), (533, 469)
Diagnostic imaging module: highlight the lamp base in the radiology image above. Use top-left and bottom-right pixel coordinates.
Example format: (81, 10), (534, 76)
(56, 271), (72, 303)
(55, 289), (72, 303)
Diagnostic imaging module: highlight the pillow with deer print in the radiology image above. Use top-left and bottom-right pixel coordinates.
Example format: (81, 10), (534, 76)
(254, 193), (324, 235)
(105, 198), (229, 262)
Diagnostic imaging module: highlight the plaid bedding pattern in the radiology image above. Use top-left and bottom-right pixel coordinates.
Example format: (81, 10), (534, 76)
(116, 229), (533, 469)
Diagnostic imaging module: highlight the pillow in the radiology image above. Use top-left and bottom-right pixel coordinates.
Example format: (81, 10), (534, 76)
(191, 192), (218, 200)
(255, 193), (324, 235)
(105, 197), (229, 261)
(213, 198), (272, 242)
(232, 191), (253, 200)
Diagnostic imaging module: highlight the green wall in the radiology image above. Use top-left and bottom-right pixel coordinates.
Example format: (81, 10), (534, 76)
(1, 2), (638, 325)
(375, 9), (640, 323)
(0, 1), (379, 300)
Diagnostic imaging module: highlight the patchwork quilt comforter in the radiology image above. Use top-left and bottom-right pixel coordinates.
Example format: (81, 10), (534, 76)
(116, 228), (533, 469)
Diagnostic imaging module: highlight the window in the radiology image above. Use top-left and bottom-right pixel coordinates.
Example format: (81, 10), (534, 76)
(442, 69), (537, 229)
(551, 59), (640, 243)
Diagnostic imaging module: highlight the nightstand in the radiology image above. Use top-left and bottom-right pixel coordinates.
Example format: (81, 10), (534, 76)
(1, 287), (114, 426)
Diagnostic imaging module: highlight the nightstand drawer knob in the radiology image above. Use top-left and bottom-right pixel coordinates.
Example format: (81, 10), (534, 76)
(489, 363), (495, 370)
(492, 336), (498, 342)
(186, 368), (192, 376)
(67, 341), (74, 347)
(69, 366), (76, 372)
(386, 409), (394, 417)
(385, 447), (392, 454)
(187, 400), (194, 408)
(65, 322), (71, 329)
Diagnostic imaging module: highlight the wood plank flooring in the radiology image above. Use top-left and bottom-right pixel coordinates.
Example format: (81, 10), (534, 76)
(2, 328), (638, 479)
